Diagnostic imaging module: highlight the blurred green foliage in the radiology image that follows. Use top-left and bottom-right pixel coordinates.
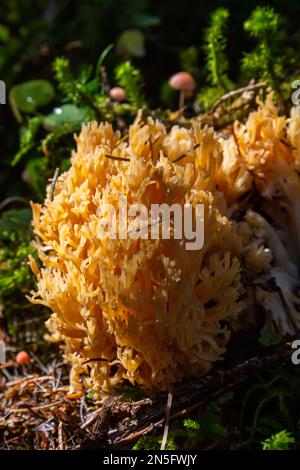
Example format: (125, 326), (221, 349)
(1, 1), (300, 199)
(115, 60), (144, 107)
(262, 430), (295, 450)
(0, 206), (38, 337)
(199, 7), (234, 109)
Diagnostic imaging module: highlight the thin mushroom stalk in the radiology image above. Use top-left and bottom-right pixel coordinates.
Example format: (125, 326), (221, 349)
(179, 89), (186, 109)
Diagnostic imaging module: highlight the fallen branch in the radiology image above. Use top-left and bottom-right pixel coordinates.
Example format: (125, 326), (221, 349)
(0, 196), (29, 212)
(209, 81), (267, 113)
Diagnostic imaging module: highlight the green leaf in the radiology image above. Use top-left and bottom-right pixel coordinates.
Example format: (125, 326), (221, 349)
(132, 13), (160, 28)
(95, 44), (114, 76)
(79, 64), (93, 84)
(9, 80), (55, 121)
(0, 208), (31, 237)
(117, 29), (145, 58)
(43, 104), (93, 130)
(258, 331), (282, 347)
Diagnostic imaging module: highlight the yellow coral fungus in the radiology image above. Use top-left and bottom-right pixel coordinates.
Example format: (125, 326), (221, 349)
(29, 97), (300, 394)
(218, 96), (300, 335)
(29, 114), (244, 393)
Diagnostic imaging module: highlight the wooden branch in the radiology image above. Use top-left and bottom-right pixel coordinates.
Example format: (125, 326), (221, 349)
(0, 196), (29, 212)
(209, 82), (267, 113)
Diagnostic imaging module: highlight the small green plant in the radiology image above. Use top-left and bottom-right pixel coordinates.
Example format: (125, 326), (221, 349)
(239, 370), (300, 448)
(0, 207), (40, 338)
(115, 60), (144, 107)
(258, 331), (282, 347)
(133, 392), (233, 450)
(10, 53), (146, 203)
(196, 6), (300, 111)
(133, 434), (177, 450)
(199, 8), (234, 109)
(53, 57), (103, 120)
(12, 116), (43, 167)
(262, 430), (295, 450)
(241, 7), (281, 89)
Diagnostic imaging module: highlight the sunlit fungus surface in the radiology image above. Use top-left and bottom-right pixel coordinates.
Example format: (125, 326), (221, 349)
(28, 97), (300, 394)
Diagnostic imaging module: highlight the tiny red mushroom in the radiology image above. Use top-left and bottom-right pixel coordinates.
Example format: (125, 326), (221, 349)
(109, 87), (126, 102)
(168, 71), (196, 109)
(16, 351), (30, 365)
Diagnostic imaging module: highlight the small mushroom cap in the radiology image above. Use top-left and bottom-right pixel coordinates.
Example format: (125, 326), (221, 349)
(169, 72), (196, 91)
(16, 351), (30, 365)
(109, 87), (126, 102)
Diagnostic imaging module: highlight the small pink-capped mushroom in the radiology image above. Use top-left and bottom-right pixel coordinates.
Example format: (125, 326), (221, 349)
(168, 71), (196, 109)
(16, 351), (30, 365)
(109, 87), (126, 102)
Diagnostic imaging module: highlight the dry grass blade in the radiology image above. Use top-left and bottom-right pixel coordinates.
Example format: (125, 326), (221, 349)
(50, 168), (60, 201)
(160, 391), (173, 450)
(105, 154), (130, 162)
(172, 143), (200, 163)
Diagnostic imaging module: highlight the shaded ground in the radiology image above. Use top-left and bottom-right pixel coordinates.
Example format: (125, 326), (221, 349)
(0, 331), (298, 450)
